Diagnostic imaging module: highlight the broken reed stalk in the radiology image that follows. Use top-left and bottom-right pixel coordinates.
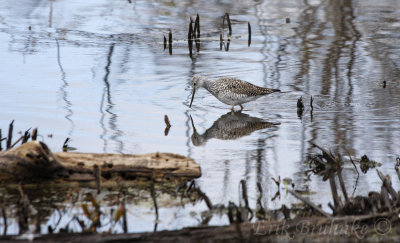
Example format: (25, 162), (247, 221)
(188, 19), (193, 41)
(248, 22), (251, 47)
(22, 130), (30, 143)
(195, 13), (200, 38)
(219, 31), (223, 50)
(32, 128), (37, 141)
(168, 30), (172, 55)
(225, 13), (232, 36)
(6, 120), (14, 149)
(289, 190), (331, 218)
(188, 20), (194, 58)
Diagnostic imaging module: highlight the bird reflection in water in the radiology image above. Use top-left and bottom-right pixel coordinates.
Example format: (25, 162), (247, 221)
(190, 111), (279, 146)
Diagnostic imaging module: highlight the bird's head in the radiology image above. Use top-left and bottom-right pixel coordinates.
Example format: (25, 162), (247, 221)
(189, 75), (208, 108)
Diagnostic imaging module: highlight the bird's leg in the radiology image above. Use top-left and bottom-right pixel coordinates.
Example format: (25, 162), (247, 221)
(240, 104), (244, 111)
(231, 106), (235, 113)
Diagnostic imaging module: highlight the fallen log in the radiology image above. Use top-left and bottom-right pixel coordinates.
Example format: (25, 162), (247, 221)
(0, 141), (201, 183)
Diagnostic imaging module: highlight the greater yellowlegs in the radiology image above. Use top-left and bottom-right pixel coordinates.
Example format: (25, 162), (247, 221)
(189, 75), (280, 111)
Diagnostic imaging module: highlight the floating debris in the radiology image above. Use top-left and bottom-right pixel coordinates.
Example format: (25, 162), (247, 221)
(360, 155), (381, 173)
(285, 17), (290, 24)
(164, 115), (171, 136)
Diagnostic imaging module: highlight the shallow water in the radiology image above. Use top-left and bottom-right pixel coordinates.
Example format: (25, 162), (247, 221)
(1, 0), (400, 234)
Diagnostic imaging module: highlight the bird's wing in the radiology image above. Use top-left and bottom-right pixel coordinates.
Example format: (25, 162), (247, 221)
(220, 78), (278, 96)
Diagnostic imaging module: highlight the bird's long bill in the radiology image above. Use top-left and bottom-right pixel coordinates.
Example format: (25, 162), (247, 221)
(189, 89), (196, 108)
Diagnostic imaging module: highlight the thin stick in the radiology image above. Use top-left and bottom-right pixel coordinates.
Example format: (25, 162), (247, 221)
(6, 120), (14, 149)
(10, 136), (24, 149)
(289, 190), (331, 218)
(346, 150), (359, 196)
(0, 129), (2, 151)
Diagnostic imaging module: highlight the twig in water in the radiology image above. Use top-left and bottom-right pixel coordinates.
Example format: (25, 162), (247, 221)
(346, 150), (359, 196)
(195, 13), (200, 38)
(150, 180), (159, 232)
(248, 22), (251, 47)
(310, 95), (314, 111)
(225, 13), (232, 36)
(168, 30), (172, 55)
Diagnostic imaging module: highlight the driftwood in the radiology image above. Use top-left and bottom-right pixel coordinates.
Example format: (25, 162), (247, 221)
(0, 141), (201, 183)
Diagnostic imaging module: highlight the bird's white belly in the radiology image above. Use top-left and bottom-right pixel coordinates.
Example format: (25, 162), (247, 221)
(215, 92), (260, 106)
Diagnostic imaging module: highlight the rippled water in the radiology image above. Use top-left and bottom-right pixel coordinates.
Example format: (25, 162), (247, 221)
(1, 0), (400, 234)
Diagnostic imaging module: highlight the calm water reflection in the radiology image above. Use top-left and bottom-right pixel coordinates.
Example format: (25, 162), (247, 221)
(0, 0), (400, 234)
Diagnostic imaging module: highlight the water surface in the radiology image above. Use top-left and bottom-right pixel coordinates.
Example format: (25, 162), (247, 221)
(1, 0), (400, 234)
